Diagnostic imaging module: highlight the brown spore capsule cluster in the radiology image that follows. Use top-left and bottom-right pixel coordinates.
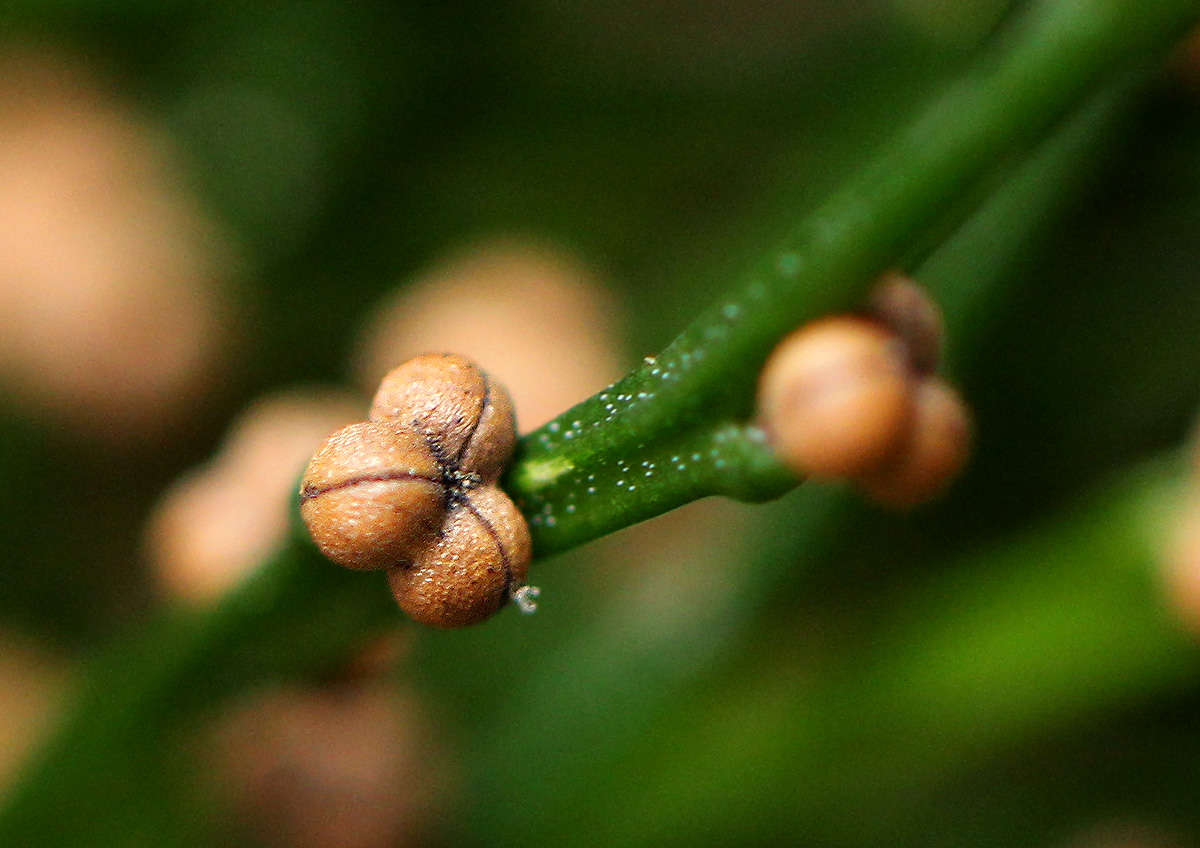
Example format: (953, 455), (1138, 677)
(757, 272), (972, 508)
(300, 354), (533, 628)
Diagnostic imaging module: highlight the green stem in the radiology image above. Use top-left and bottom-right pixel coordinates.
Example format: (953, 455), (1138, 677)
(522, 420), (794, 549)
(574, 456), (1199, 848)
(454, 73), (1163, 847)
(508, 0), (1200, 555)
(0, 530), (397, 845)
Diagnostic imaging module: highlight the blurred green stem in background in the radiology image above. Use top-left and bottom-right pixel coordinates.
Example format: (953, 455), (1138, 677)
(0, 529), (396, 845)
(2, 0), (1199, 842)
(507, 0), (1200, 554)
(560, 456), (1198, 848)
(450, 70), (1166, 847)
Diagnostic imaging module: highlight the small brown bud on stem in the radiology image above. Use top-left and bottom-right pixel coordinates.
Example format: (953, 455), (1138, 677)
(758, 316), (913, 478)
(856, 377), (972, 507)
(866, 271), (944, 376)
(300, 422), (445, 571)
(370, 353), (516, 481)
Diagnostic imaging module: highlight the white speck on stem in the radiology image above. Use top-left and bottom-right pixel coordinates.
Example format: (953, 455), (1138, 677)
(776, 252), (801, 277)
(511, 585), (541, 614)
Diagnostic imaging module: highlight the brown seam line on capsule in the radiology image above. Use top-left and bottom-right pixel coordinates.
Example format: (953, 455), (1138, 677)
(462, 496), (514, 602)
(417, 429), (453, 478)
(455, 373), (491, 466)
(301, 471), (442, 502)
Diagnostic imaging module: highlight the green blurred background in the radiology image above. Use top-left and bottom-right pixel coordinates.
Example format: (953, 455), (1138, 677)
(2, 0), (1200, 845)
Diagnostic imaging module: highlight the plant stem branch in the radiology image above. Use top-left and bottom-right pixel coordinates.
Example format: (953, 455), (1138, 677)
(507, 0), (1200, 555)
(2, 1), (1198, 841)
(455, 72), (1166, 846)
(0, 534), (397, 844)
(562, 456), (1199, 848)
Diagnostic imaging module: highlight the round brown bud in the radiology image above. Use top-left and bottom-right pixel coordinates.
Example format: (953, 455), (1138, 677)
(1164, 494), (1200, 639)
(857, 378), (972, 508)
(0, 632), (65, 794)
(388, 485), (532, 629)
(353, 239), (624, 431)
(300, 422), (445, 571)
(211, 681), (443, 848)
(866, 271), (943, 375)
(370, 353), (515, 482)
(147, 389), (360, 604)
(758, 316), (913, 478)
(0, 49), (235, 446)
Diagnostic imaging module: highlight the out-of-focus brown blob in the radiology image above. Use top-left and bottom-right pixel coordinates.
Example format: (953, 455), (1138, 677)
(866, 271), (944, 376)
(146, 389), (361, 604)
(758, 316), (913, 479)
(339, 631), (413, 681)
(354, 240), (625, 431)
(211, 681), (445, 848)
(1164, 493), (1200, 639)
(0, 48), (236, 445)
(1171, 24), (1200, 91)
(0, 632), (66, 797)
(857, 377), (972, 508)
(1062, 820), (1186, 848)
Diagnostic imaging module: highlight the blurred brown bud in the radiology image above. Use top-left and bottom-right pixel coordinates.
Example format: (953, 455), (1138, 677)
(866, 270), (944, 376)
(0, 632), (66, 797)
(857, 377), (972, 508)
(354, 239), (625, 431)
(1171, 24), (1200, 92)
(211, 681), (446, 848)
(146, 389), (361, 604)
(758, 316), (913, 478)
(338, 632), (412, 682)
(0, 48), (239, 445)
(1062, 819), (1186, 848)
(1164, 493), (1200, 639)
